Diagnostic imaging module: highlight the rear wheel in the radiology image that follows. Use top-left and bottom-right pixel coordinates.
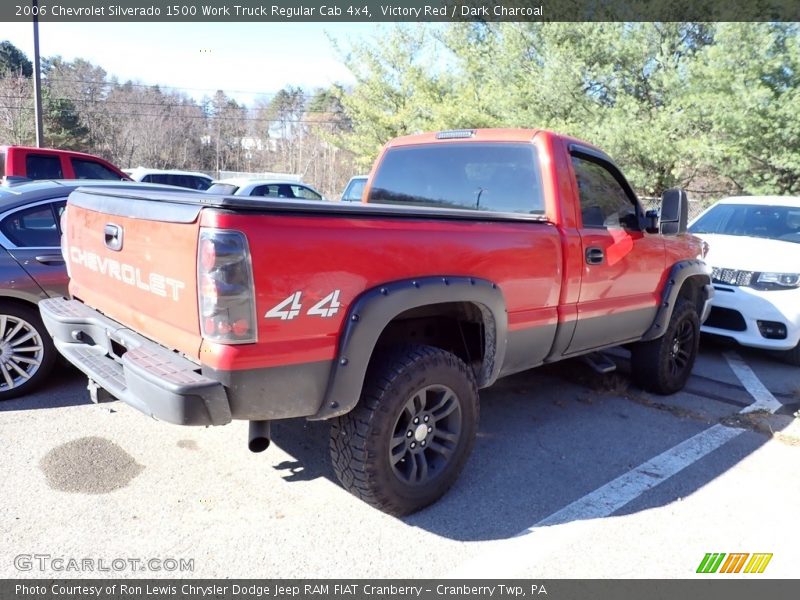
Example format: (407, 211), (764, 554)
(630, 299), (700, 395)
(330, 344), (479, 516)
(0, 302), (57, 400)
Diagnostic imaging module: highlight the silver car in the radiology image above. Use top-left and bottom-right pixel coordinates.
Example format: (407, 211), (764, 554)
(0, 179), (194, 399)
(206, 178), (326, 200)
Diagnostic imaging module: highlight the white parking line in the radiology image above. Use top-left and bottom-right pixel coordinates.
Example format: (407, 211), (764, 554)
(723, 351), (783, 414)
(445, 424), (743, 578)
(532, 425), (742, 528)
(445, 353), (781, 578)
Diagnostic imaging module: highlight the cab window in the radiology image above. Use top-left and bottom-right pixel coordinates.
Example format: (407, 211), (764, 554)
(25, 154), (63, 179)
(571, 154), (638, 229)
(71, 158), (121, 180)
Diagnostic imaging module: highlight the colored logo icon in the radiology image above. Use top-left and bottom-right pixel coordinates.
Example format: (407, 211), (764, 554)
(696, 553), (773, 573)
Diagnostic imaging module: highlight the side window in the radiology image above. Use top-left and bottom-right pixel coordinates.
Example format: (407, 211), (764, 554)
(25, 154), (63, 179)
(292, 185), (322, 200)
(191, 176), (211, 191)
(71, 158), (121, 180)
(343, 179), (366, 202)
(276, 184), (295, 198)
(161, 175), (182, 187)
(0, 203), (60, 247)
(571, 155), (638, 229)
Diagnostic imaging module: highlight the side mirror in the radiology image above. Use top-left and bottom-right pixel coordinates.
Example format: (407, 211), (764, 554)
(659, 188), (688, 235)
(644, 209), (660, 233)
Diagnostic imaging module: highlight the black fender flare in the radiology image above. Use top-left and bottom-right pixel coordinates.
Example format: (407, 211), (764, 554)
(310, 276), (508, 420)
(641, 259), (713, 341)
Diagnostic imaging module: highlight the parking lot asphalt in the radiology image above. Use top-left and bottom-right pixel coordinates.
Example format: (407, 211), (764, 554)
(1, 338), (798, 579)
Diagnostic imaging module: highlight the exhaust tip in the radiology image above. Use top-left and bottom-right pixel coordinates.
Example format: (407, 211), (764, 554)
(248, 437), (271, 453)
(248, 420), (271, 453)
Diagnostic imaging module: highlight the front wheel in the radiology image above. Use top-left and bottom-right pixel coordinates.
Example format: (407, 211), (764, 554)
(330, 344), (479, 516)
(630, 299), (700, 395)
(0, 302), (57, 400)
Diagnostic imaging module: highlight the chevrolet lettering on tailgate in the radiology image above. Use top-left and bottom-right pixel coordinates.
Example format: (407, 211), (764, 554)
(69, 247), (186, 301)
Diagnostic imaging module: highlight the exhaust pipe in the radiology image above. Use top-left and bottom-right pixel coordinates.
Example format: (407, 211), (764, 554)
(248, 420), (271, 453)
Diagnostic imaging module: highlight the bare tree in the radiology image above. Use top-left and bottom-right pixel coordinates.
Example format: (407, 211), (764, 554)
(0, 74), (34, 144)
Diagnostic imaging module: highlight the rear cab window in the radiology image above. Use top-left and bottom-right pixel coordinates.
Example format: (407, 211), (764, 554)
(368, 143), (544, 215)
(0, 149), (6, 178)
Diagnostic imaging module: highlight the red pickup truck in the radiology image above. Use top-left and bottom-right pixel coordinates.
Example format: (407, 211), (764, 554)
(40, 129), (712, 515)
(1, 145), (129, 181)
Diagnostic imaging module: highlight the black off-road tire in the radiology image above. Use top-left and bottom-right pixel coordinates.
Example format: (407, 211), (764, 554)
(0, 302), (57, 400)
(329, 344), (479, 516)
(630, 298), (700, 395)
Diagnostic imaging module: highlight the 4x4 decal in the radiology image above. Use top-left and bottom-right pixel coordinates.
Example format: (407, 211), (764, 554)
(265, 290), (341, 320)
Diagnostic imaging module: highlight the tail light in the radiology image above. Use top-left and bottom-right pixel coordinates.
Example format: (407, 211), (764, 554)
(60, 206), (70, 277)
(197, 228), (257, 344)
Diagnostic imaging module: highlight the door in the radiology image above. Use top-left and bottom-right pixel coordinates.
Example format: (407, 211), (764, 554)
(566, 149), (665, 354)
(0, 199), (68, 298)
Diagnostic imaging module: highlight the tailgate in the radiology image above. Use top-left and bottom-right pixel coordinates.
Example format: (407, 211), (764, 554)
(65, 189), (202, 359)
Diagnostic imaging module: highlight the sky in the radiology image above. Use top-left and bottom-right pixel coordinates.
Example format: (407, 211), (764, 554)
(1, 22), (377, 105)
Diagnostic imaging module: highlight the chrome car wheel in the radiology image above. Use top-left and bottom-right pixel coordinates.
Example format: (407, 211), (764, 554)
(0, 314), (45, 392)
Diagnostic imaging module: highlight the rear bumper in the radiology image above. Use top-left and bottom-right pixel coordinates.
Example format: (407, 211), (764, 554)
(40, 297), (231, 425)
(40, 297), (332, 425)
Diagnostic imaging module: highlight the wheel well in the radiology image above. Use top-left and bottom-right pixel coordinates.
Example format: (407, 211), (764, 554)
(676, 276), (705, 317)
(374, 302), (491, 385)
(0, 296), (40, 313)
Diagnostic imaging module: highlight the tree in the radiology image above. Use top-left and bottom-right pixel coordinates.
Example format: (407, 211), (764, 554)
(42, 89), (88, 148)
(254, 86), (307, 173)
(438, 23), (716, 195)
(334, 25), (451, 169)
(0, 42), (35, 145)
(0, 41), (32, 78)
(43, 56), (110, 151)
(302, 86), (355, 193)
(682, 23), (800, 195)
(207, 90), (248, 174)
(0, 74), (34, 144)
(335, 23), (727, 197)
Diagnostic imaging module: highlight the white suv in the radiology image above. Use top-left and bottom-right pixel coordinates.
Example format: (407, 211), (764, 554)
(689, 196), (800, 364)
(125, 167), (212, 190)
